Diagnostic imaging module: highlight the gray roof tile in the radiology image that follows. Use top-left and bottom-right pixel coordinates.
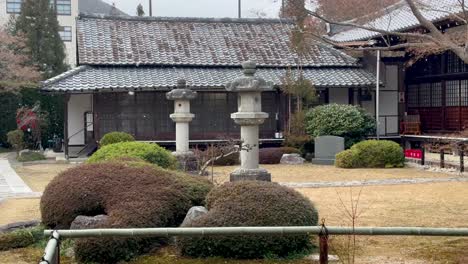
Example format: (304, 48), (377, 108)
(42, 66), (376, 92)
(77, 15), (359, 67)
(329, 0), (463, 43)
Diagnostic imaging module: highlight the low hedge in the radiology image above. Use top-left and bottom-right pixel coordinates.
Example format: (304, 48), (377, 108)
(259, 147), (301, 164)
(335, 140), (404, 168)
(178, 181), (318, 259)
(0, 226), (44, 251)
(100, 131), (135, 147)
(87, 141), (176, 169)
(41, 162), (213, 263)
(17, 152), (46, 162)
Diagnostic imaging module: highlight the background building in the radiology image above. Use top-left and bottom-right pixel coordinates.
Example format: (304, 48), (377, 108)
(0, 0), (127, 67)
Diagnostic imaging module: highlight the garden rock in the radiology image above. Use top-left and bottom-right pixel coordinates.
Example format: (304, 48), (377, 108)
(70, 215), (109, 230)
(181, 206), (208, 227)
(280, 153), (305, 165)
(312, 136), (344, 165)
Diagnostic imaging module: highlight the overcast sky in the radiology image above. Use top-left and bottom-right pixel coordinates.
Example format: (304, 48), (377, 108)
(102, 0), (282, 18)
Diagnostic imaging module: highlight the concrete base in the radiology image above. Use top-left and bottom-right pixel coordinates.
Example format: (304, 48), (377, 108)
(230, 168), (271, 182)
(173, 152), (198, 172)
(312, 158), (336, 165)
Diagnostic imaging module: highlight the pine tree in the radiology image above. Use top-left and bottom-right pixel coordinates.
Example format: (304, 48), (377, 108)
(137, 4), (145, 16)
(13, 0), (68, 79)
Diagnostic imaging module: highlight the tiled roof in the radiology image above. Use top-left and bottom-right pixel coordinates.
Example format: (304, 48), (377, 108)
(77, 15), (359, 67)
(329, 0), (463, 43)
(42, 66), (376, 92)
(79, 0), (128, 17)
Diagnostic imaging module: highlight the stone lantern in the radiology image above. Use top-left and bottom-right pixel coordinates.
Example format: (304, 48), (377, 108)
(226, 61), (273, 182)
(166, 79), (197, 165)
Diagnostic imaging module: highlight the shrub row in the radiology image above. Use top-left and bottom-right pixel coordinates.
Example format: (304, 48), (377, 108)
(335, 140), (404, 168)
(41, 161), (213, 263)
(177, 181), (318, 259)
(0, 226), (44, 251)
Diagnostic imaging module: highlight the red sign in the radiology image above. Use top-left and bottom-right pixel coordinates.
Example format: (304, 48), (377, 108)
(405, 149), (422, 159)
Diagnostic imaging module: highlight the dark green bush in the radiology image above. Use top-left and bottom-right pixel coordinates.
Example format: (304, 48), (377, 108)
(283, 134), (314, 154)
(178, 181), (318, 259)
(335, 140), (404, 168)
(259, 147), (301, 164)
(17, 151), (46, 162)
(7, 129), (25, 155)
(100, 131), (135, 147)
(306, 104), (375, 148)
(213, 152), (240, 166)
(0, 226), (44, 251)
(41, 162), (213, 263)
(87, 141), (176, 169)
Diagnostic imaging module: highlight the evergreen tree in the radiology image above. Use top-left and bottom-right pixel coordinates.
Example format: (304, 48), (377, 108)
(137, 4), (145, 16)
(13, 0), (68, 79)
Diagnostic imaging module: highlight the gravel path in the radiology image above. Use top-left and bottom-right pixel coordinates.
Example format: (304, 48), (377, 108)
(0, 158), (40, 201)
(280, 176), (468, 188)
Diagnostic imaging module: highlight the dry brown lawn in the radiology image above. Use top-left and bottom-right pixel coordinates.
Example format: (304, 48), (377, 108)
(211, 164), (457, 183)
(0, 164), (75, 226)
(1, 163), (467, 263)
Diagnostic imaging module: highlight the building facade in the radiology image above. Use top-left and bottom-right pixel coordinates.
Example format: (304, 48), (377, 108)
(327, 0), (468, 135)
(41, 15), (377, 157)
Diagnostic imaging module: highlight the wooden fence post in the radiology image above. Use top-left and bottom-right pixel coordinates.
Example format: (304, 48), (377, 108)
(319, 233), (329, 264)
(460, 150), (464, 173)
(421, 147), (425, 166)
(440, 150), (445, 169)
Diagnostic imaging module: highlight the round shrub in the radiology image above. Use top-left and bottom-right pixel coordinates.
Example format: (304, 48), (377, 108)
(335, 149), (359, 168)
(87, 141), (176, 169)
(213, 152), (240, 166)
(335, 140), (404, 168)
(306, 104), (375, 148)
(99, 131), (135, 147)
(178, 181), (318, 259)
(40, 162), (213, 263)
(259, 147), (301, 164)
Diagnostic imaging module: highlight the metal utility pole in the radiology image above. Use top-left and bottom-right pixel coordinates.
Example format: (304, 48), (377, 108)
(238, 0), (241, 18)
(376, 50), (381, 140)
(149, 0), (153, 16)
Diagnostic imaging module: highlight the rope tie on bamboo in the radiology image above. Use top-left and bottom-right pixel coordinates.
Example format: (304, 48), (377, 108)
(319, 218), (328, 238)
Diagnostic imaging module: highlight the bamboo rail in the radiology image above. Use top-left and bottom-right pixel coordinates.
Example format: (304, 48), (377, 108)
(39, 226), (468, 264)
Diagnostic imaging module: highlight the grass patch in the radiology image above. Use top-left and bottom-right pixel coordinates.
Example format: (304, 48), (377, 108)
(17, 152), (46, 162)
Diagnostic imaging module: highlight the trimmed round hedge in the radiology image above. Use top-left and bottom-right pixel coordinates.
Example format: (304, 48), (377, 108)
(99, 131), (135, 147)
(306, 104), (375, 148)
(335, 140), (404, 168)
(40, 161), (213, 263)
(177, 181), (318, 259)
(87, 141), (176, 169)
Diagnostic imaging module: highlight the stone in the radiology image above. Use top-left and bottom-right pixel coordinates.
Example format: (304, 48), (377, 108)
(173, 152), (198, 172)
(70, 215), (109, 230)
(64, 247), (75, 258)
(181, 206), (208, 227)
(280, 153), (305, 165)
(305, 254), (340, 262)
(312, 136), (345, 165)
(0, 220), (40, 233)
(230, 168), (271, 182)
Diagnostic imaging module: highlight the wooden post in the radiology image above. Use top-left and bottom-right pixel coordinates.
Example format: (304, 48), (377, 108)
(460, 150), (464, 173)
(421, 147), (425, 166)
(319, 233), (329, 264)
(63, 94), (70, 160)
(440, 150), (445, 169)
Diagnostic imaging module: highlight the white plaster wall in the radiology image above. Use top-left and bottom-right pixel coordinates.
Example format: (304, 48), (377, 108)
(328, 88), (348, 104)
(68, 94), (92, 145)
(0, 0), (78, 67)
